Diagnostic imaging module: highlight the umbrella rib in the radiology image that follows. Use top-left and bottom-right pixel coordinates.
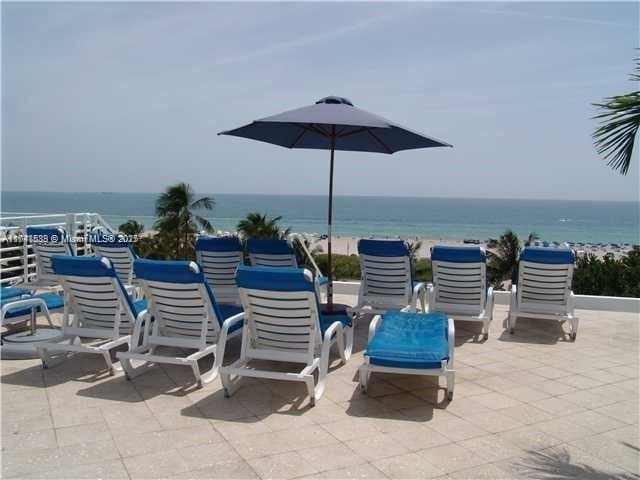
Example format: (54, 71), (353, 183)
(289, 127), (308, 148)
(366, 128), (393, 154)
(337, 127), (368, 139)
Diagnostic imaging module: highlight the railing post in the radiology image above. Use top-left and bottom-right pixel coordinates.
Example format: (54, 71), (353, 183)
(65, 213), (76, 255)
(22, 218), (29, 284)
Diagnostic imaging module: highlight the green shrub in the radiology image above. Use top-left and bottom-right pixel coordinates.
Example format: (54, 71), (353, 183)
(573, 247), (640, 297)
(314, 254), (432, 282)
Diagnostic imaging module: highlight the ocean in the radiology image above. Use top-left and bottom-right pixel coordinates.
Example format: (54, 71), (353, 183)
(1, 191), (638, 245)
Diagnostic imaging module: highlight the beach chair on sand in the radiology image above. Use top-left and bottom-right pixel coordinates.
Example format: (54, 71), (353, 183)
(117, 260), (244, 387)
(88, 232), (139, 294)
(359, 310), (455, 401)
(247, 237), (328, 299)
(350, 239), (426, 317)
(38, 256), (146, 374)
(221, 266), (353, 406)
(25, 227), (74, 288)
(508, 247), (579, 340)
(427, 246), (494, 340)
(195, 236), (244, 307)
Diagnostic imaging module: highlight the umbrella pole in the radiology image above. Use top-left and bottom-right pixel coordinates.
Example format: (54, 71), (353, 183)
(326, 133), (336, 309)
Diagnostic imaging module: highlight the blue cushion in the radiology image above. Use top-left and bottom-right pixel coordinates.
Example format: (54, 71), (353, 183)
(520, 247), (575, 265)
(247, 239), (294, 255)
(52, 256), (117, 277)
(132, 299), (148, 317)
(236, 265), (315, 293)
(196, 236), (243, 253)
(431, 245), (485, 263)
(134, 259), (204, 284)
(316, 275), (329, 286)
(218, 304), (244, 333)
(0, 287), (31, 301)
(358, 239), (409, 257)
(319, 311), (352, 338)
(26, 227), (66, 242)
(366, 311), (449, 369)
(1, 292), (64, 320)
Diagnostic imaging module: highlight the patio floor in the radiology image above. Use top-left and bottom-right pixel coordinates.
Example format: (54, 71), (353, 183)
(2, 299), (639, 479)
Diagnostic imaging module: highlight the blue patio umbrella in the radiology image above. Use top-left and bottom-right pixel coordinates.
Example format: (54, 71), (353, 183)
(219, 96), (452, 307)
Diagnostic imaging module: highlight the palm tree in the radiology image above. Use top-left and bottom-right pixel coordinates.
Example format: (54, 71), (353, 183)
(487, 230), (521, 289)
(236, 212), (290, 240)
(154, 182), (214, 259)
(118, 219), (145, 237)
(593, 57), (640, 175)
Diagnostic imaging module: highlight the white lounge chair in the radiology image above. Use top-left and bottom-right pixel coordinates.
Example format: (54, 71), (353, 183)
(38, 256), (146, 374)
(359, 310), (455, 401)
(25, 227), (73, 288)
(195, 236), (244, 306)
(427, 246), (494, 340)
(88, 232), (138, 294)
(117, 259), (244, 387)
(508, 247), (579, 340)
(247, 237), (328, 299)
(350, 239), (426, 317)
(221, 266), (353, 406)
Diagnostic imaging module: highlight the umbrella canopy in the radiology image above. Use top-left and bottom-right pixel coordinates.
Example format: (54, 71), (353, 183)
(220, 96), (451, 153)
(219, 96), (452, 308)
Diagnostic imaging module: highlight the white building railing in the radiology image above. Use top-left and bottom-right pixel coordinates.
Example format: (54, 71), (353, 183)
(0, 212), (117, 286)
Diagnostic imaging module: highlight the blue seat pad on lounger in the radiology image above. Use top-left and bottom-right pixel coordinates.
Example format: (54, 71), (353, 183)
(366, 311), (449, 369)
(319, 311), (352, 337)
(218, 304), (244, 334)
(1, 292), (65, 320)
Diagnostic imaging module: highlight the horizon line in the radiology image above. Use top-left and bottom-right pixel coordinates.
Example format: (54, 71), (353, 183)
(1, 190), (638, 204)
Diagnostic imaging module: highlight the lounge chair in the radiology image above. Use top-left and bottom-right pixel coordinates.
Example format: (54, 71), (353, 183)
(247, 237), (328, 299)
(88, 231), (138, 294)
(25, 227), (73, 287)
(38, 256), (146, 374)
(1, 287), (63, 327)
(350, 239), (426, 317)
(117, 259), (244, 387)
(427, 246), (494, 340)
(220, 266), (353, 406)
(359, 310), (455, 401)
(195, 236), (244, 306)
(508, 247), (579, 340)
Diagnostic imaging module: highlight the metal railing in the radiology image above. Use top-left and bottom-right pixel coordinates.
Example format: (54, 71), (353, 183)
(0, 212), (117, 286)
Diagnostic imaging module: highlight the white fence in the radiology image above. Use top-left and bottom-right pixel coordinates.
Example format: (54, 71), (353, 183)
(0, 212), (116, 286)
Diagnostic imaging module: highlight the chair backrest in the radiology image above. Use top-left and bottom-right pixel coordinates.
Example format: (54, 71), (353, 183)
(357, 239), (413, 309)
(51, 255), (136, 338)
(26, 227), (73, 283)
(134, 259), (224, 349)
(195, 236), (243, 306)
(431, 246), (487, 315)
(517, 247), (576, 314)
(236, 265), (320, 365)
(247, 239), (298, 268)
(88, 232), (137, 286)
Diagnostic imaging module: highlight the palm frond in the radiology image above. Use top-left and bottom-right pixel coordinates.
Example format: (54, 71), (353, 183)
(592, 58), (640, 175)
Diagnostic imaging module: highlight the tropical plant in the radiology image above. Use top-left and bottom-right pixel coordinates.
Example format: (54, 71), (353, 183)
(118, 219), (144, 237)
(406, 239), (423, 257)
(593, 57), (640, 175)
(487, 230), (521, 289)
(154, 182), (214, 259)
(236, 212), (290, 240)
(573, 247), (640, 297)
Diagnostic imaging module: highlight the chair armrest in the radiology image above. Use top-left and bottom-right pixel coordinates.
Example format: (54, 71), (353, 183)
(221, 312), (244, 335)
(214, 312), (245, 370)
(368, 314), (383, 344)
(486, 286), (494, 316)
(447, 317), (455, 367)
(1, 297), (48, 324)
(411, 282), (426, 312)
(426, 283), (435, 312)
(131, 309), (150, 348)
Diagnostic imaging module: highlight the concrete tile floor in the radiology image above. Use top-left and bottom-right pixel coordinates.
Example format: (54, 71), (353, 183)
(1, 300), (638, 479)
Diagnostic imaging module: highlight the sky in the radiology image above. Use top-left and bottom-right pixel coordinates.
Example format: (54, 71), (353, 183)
(2, 2), (639, 201)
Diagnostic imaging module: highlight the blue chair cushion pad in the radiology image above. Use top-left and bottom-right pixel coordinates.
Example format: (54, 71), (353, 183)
(132, 299), (148, 318)
(0, 287), (32, 301)
(218, 304), (244, 334)
(316, 276), (328, 286)
(366, 311), (449, 369)
(319, 311), (352, 338)
(1, 292), (65, 320)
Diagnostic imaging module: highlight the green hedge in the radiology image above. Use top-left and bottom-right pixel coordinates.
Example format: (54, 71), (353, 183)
(314, 254), (432, 282)
(573, 247), (640, 297)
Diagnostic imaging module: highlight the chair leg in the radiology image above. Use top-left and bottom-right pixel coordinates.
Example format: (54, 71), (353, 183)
(190, 360), (203, 388)
(446, 371), (455, 401)
(508, 314), (517, 334)
(358, 364), (371, 393)
(342, 327), (353, 362)
(482, 319), (490, 341)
